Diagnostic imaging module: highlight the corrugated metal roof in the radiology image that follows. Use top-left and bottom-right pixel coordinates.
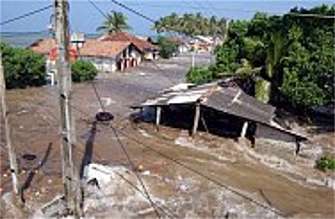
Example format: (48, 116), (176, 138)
(205, 87), (275, 125)
(135, 81), (275, 124)
(132, 80), (306, 139)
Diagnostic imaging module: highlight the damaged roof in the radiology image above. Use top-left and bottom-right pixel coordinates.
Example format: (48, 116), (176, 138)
(132, 80), (306, 139)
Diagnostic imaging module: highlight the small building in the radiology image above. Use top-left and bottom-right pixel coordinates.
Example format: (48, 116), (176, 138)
(79, 39), (142, 72)
(29, 38), (78, 84)
(167, 36), (191, 54)
(132, 79), (307, 153)
(29, 37), (142, 74)
(190, 35), (215, 52)
(99, 32), (159, 61)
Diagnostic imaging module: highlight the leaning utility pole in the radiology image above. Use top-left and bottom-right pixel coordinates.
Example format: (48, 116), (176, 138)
(54, 0), (81, 217)
(0, 54), (22, 205)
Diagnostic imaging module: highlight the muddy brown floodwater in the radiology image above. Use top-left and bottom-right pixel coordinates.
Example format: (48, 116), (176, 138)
(1, 53), (334, 218)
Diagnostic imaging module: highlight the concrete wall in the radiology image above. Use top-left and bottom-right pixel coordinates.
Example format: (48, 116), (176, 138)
(82, 56), (117, 72)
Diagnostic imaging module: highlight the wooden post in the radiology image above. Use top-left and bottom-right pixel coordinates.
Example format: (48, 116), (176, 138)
(191, 51), (195, 68)
(192, 103), (200, 136)
(55, 0), (81, 217)
(0, 54), (22, 205)
(155, 106), (161, 131)
(240, 121), (248, 138)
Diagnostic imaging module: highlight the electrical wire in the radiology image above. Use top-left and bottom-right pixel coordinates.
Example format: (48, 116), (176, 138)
(11, 86), (285, 218)
(109, 0), (156, 24)
(0, 5), (53, 26)
(109, 126), (287, 217)
(110, 125), (162, 219)
(70, 136), (177, 219)
(87, 0), (109, 20)
(64, 91), (286, 218)
(287, 12), (335, 19)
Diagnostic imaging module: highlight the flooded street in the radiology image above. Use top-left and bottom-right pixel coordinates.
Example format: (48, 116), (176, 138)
(1, 53), (334, 218)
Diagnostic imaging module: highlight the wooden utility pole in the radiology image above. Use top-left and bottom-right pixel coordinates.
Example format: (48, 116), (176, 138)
(54, 0), (82, 217)
(155, 106), (161, 131)
(0, 54), (22, 204)
(192, 103), (201, 136)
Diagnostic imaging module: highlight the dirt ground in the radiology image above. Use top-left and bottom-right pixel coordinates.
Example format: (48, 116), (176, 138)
(0, 53), (334, 218)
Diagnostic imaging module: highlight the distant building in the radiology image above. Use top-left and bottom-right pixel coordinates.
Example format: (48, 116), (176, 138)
(99, 32), (159, 60)
(190, 35), (220, 52)
(29, 35), (143, 74)
(29, 38), (78, 83)
(167, 36), (191, 54)
(79, 39), (142, 72)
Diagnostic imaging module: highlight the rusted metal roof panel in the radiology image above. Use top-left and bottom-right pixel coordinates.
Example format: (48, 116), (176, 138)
(203, 87), (275, 124)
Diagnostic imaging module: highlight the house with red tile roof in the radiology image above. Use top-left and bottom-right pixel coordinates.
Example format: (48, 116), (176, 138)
(29, 36), (142, 74)
(99, 32), (159, 60)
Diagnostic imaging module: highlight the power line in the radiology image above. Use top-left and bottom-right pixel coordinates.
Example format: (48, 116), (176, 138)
(41, 88), (286, 217)
(109, 0), (156, 24)
(62, 87), (280, 217)
(113, 171), (178, 218)
(72, 138), (177, 218)
(110, 125), (162, 218)
(87, 0), (109, 20)
(122, 2), (282, 15)
(12, 94), (175, 218)
(0, 5), (53, 26)
(287, 12), (335, 19)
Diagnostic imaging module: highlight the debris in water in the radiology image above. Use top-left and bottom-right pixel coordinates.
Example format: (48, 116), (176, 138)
(142, 170), (151, 175)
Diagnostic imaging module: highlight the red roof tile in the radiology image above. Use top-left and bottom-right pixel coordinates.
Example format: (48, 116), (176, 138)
(79, 39), (130, 57)
(99, 32), (158, 52)
(30, 38), (56, 55)
(29, 38), (132, 58)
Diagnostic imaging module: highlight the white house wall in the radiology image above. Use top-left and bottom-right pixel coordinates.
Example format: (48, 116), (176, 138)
(82, 56), (117, 72)
(144, 51), (154, 60)
(131, 49), (142, 64)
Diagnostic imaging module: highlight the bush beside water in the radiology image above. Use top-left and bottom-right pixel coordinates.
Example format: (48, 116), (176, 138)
(71, 60), (98, 82)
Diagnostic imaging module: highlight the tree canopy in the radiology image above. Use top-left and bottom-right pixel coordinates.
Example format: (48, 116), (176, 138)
(187, 5), (335, 109)
(157, 36), (178, 59)
(1, 42), (46, 89)
(153, 12), (227, 36)
(97, 11), (131, 34)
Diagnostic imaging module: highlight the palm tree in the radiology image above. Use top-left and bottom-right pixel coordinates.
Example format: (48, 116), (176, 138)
(96, 11), (131, 34)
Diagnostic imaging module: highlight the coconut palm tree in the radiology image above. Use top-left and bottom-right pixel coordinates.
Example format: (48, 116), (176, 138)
(96, 11), (131, 34)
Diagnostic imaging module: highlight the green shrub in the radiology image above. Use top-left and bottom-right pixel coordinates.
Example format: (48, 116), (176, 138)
(1, 42), (46, 89)
(157, 36), (178, 59)
(71, 60), (98, 82)
(316, 156), (335, 172)
(186, 66), (216, 84)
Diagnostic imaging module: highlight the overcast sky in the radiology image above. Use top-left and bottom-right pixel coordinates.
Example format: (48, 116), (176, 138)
(1, 0), (333, 35)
